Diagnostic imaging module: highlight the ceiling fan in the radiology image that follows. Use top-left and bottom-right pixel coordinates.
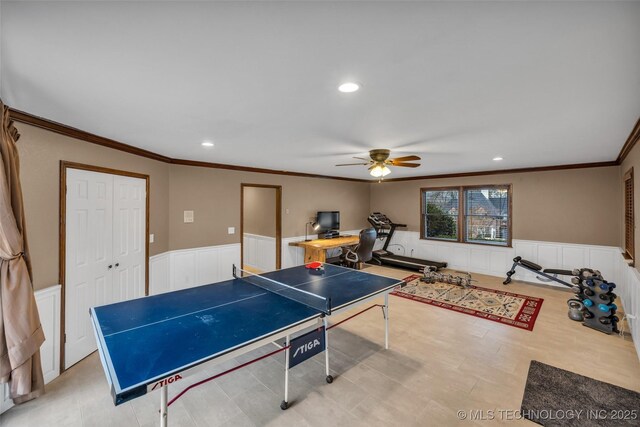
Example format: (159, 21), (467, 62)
(335, 149), (421, 178)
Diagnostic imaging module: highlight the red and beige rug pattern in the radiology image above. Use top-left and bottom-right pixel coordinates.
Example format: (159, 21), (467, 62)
(392, 275), (544, 331)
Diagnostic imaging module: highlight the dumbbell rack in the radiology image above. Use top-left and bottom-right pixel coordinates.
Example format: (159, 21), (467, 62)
(572, 269), (619, 334)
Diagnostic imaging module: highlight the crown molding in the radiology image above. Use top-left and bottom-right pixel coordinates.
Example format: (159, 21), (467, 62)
(379, 161), (619, 182)
(9, 108), (173, 163)
(616, 117), (640, 164)
(8, 107), (623, 184)
(8, 108), (368, 182)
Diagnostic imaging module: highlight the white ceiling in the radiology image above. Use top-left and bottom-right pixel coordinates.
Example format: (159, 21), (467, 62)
(1, 1), (639, 179)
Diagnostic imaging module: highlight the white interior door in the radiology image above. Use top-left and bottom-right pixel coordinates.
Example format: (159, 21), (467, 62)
(65, 168), (146, 369)
(112, 175), (146, 302)
(65, 169), (113, 369)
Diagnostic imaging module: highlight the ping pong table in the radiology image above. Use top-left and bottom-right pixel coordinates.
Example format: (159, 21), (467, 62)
(90, 263), (404, 426)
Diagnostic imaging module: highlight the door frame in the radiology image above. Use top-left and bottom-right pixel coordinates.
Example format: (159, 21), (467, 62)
(240, 183), (282, 271)
(59, 161), (150, 372)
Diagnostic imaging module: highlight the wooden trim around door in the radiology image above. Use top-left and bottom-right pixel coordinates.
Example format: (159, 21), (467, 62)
(59, 161), (150, 373)
(240, 183), (282, 271)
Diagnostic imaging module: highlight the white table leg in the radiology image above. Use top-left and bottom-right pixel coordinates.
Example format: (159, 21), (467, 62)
(281, 335), (290, 410)
(324, 317), (333, 383)
(160, 384), (168, 427)
(384, 293), (389, 350)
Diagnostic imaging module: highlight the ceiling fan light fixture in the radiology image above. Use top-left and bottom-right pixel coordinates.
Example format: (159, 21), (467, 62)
(338, 82), (360, 93)
(370, 165), (390, 178)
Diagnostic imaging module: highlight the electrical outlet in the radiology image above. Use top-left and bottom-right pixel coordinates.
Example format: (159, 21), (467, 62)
(228, 227), (235, 235)
(184, 211), (194, 223)
(150, 234), (155, 243)
(285, 208), (290, 214)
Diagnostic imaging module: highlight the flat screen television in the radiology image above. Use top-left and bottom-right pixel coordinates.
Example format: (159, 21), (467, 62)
(316, 211), (340, 232)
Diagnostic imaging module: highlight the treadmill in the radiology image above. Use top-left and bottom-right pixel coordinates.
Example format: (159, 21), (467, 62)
(367, 212), (447, 271)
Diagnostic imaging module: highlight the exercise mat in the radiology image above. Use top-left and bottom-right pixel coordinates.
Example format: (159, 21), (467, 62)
(521, 361), (640, 426)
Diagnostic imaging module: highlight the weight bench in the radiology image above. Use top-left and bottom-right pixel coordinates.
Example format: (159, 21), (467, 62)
(503, 256), (574, 288)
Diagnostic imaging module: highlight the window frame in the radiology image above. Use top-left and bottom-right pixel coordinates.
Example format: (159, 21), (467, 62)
(420, 186), (462, 242)
(420, 184), (512, 247)
(624, 168), (634, 262)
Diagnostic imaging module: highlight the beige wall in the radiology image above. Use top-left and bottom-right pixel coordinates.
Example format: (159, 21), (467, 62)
(243, 186), (277, 238)
(16, 120), (626, 290)
(168, 164), (371, 250)
(621, 144), (639, 261)
(16, 123), (170, 291)
(370, 167), (622, 247)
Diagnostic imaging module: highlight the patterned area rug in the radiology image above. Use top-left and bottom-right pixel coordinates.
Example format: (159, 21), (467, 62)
(392, 275), (544, 331)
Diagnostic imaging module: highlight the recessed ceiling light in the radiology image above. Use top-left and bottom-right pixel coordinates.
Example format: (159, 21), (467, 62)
(493, 157), (503, 161)
(201, 141), (214, 148)
(338, 82), (360, 93)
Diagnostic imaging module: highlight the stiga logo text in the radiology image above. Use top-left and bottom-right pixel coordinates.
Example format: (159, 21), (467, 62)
(151, 374), (182, 390)
(293, 339), (321, 358)
(289, 327), (325, 368)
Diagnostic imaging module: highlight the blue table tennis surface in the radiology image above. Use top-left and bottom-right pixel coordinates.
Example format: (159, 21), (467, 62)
(90, 264), (402, 404)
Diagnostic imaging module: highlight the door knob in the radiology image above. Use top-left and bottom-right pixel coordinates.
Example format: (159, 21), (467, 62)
(115, 263), (120, 267)
(108, 265), (113, 269)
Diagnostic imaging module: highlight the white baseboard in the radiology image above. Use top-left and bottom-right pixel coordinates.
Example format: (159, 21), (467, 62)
(1, 284), (62, 414)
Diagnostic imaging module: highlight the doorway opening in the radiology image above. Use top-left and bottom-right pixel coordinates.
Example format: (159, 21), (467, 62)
(240, 184), (282, 273)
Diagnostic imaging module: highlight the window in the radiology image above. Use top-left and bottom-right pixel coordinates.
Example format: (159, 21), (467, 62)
(624, 168), (634, 261)
(422, 189), (460, 241)
(465, 187), (509, 245)
(421, 185), (511, 247)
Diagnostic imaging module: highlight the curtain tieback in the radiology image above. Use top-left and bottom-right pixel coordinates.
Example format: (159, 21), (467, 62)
(1, 251), (25, 262)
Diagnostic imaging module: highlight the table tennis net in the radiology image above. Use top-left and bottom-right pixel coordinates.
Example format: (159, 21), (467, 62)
(233, 265), (331, 314)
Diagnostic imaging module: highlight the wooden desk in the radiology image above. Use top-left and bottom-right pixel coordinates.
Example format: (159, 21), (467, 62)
(289, 235), (359, 263)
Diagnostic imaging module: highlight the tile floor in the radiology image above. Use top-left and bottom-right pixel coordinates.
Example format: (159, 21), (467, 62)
(1, 265), (639, 426)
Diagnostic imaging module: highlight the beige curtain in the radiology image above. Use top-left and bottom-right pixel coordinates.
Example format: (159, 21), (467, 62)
(0, 101), (45, 404)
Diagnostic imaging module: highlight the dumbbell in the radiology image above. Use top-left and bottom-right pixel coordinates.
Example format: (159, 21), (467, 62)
(597, 303), (617, 313)
(584, 288), (595, 297)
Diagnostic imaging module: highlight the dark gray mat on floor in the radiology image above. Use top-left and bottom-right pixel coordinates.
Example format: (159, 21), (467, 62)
(521, 361), (640, 426)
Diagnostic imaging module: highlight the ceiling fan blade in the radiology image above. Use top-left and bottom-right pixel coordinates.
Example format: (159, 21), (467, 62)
(393, 162), (421, 168)
(352, 156), (370, 161)
(390, 155), (421, 162)
(335, 162), (371, 166)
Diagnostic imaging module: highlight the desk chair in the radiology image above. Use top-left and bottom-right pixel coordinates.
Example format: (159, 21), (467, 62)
(328, 228), (377, 269)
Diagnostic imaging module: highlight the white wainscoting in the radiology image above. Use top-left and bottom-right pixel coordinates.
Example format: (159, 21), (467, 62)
(1, 285), (62, 414)
(149, 244), (241, 295)
(376, 230), (621, 287)
(243, 233), (276, 272)
(613, 257), (640, 360)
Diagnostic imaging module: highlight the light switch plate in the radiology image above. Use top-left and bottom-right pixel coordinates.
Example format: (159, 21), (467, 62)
(150, 233), (155, 243)
(228, 227), (235, 235)
(184, 210), (194, 223)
